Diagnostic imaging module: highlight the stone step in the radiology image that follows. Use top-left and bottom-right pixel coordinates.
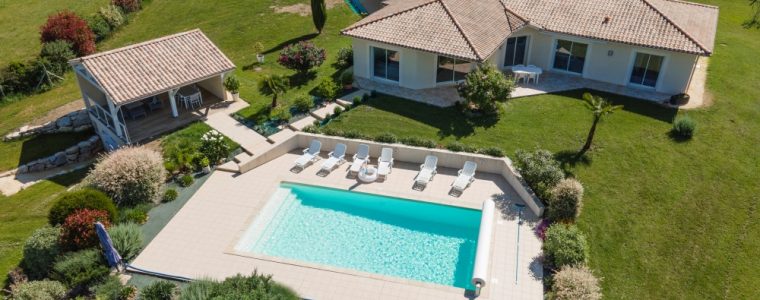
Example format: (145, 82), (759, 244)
(233, 151), (253, 163)
(268, 128), (297, 144)
(309, 102), (343, 120)
(288, 116), (318, 131)
(216, 161), (240, 173)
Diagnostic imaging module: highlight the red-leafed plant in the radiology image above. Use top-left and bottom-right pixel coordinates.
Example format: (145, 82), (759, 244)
(40, 11), (96, 56)
(277, 41), (326, 73)
(59, 209), (111, 251)
(112, 0), (141, 13)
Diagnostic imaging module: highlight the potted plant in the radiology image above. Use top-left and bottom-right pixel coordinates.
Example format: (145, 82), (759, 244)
(224, 76), (240, 101)
(253, 42), (265, 63)
(340, 68), (353, 90)
(200, 156), (211, 174)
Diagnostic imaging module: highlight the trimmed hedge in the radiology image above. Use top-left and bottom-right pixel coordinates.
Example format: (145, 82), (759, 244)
(48, 188), (116, 225)
(543, 224), (589, 268)
(22, 226), (61, 279)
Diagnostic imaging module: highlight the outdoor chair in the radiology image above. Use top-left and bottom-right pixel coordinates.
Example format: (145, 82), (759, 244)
(294, 139), (321, 170)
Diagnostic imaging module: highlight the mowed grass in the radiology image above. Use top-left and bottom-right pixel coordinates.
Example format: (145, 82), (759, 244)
(325, 0), (760, 298)
(0, 169), (88, 283)
(0, 0), (359, 171)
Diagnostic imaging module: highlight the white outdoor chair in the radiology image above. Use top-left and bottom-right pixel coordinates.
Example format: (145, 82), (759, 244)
(414, 155), (438, 190)
(294, 140), (321, 170)
(349, 144), (370, 176)
(320, 143), (347, 174)
(451, 161), (477, 194)
(377, 148), (394, 180)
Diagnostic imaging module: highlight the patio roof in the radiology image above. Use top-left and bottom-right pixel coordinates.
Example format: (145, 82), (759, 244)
(70, 29), (236, 106)
(342, 0), (718, 60)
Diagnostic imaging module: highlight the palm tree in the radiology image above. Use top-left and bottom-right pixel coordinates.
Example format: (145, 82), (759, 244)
(578, 92), (623, 157)
(258, 74), (288, 108)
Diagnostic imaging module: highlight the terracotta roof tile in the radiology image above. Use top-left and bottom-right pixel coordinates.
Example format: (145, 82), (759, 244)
(72, 29), (236, 105)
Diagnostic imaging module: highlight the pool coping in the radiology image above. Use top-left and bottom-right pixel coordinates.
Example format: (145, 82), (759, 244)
(221, 178), (495, 298)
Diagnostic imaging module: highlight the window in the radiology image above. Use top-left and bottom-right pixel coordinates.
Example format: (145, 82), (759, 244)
(372, 47), (399, 81)
(504, 36), (528, 67)
(436, 56), (472, 83)
(553, 40), (588, 74)
(629, 53), (664, 88)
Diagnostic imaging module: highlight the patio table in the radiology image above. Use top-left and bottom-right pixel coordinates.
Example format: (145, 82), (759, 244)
(512, 65), (543, 84)
(124, 101), (147, 120)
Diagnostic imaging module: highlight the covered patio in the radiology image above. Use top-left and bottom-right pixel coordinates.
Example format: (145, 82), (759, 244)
(69, 29), (236, 148)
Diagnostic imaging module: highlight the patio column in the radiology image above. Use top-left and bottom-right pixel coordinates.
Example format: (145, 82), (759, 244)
(106, 97), (122, 137)
(168, 89), (179, 118)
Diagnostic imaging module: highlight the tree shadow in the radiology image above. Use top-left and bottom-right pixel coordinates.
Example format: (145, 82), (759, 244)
(554, 149), (592, 174)
(241, 61), (263, 72)
(553, 89), (678, 123)
(667, 131), (693, 143)
(262, 33), (319, 55)
(17, 131), (94, 167)
(289, 70), (317, 88)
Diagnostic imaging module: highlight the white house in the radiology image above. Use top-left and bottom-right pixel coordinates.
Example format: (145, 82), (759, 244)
(342, 0), (718, 106)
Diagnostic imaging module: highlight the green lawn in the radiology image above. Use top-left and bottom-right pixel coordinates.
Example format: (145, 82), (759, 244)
(0, 169), (89, 284)
(324, 0), (760, 298)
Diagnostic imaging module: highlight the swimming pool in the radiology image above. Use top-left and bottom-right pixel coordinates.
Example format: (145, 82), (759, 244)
(235, 183), (481, 289)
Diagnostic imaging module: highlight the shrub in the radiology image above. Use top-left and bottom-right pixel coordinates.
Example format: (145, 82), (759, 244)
(141, 281), (179, 300)
(400, 136), (437, 148)
(548, 178), (584, 222)
(302, 125), (319, 134)
(333, 105), (343, 116)
(94, 275), (138, 300)
(163, 188), (178, 203)
(446, 142), (466, 152)
(60, 208), (111, 251)
(40, 10), (96, 56)
(112, 0), (141, 13)
(39, 40), (75, 75)
(99, 5), (125, 29)
(21, 226), (61, 279)
(87, 13), (111, 42)
(457, 63), (515, 114)
(535, 219), (551, 241)
(270, 106), (292, 122)
(479, 146), (506, 157)
(0, 61), (39, 94)
(108, 222), (143, 261)
(335, 47), (353, 69)
(514, 149), (564, 200)
(116, 204), (151, 224)
(52, 249), (109, 288)
(553, 265), (602, 300)
(86, 146), (166, 206)
(180, 279), (216, 300)
(180, 272), (298, 300)
(362, 93), (370, 102)
(341, 130), (368, 140)
(313, 78), (339, 100)
(374, 132), (398, 144)
(543, 224), (588, 268)
(672, 115), (696, 139)
(223, 76), (240, 94)
(179, 174), (194, 187)
(48, 188), (116, 225)
(291, 95), (314, 113)
(277, 41), (326, 73)
(10, 280), (67, 300)
(199, 130), (230, 164)
(352, 96), (362, 107)
(320, 127), (342, 136)
(339, 68), (353, 86)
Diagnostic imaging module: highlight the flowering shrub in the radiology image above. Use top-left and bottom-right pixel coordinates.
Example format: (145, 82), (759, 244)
(277, 41), (326, 72)
(99, 5), (125, 29)
(548, 178), (584, 222)
(10, 280), (67, 300)
(112, 0), (141, 13)
(535, 219), (551, 241)
(335, 47), (353, 69)
(86, 146), (166, 206)
(199, 130), (230, 164)
(40, 10), (96, 56)
(552, 265), (602, 300)
(59, 209), (111, 251)
(48, 188), (116, 225)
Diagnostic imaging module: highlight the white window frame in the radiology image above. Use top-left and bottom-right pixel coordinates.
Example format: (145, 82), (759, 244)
(550, 38), (591, 76)
(503, 35), (531, 68)
(370, 46), (401, 83)
(626, 51), (668, 90)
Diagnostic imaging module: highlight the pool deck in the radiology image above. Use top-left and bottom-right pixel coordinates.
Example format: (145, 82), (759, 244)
(133, 151), (544, 300)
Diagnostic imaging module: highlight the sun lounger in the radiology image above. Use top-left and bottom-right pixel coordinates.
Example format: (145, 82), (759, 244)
(451, 161), (477, 193)
(294, 140), (321, 170)
(320, 143), (347, 173)
(349, 144), (370, 176)
(414, 155), (438, 189)
(377, 148), (394, 179)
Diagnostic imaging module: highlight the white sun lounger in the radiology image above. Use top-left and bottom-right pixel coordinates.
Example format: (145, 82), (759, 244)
(320, 143), (347, 173)
(451, 161), (477, 193)
(349, 144), (370, 176)
(377, 148), (394, 179)
(294, 140), (321, 170)
(414, 155), (438, 189)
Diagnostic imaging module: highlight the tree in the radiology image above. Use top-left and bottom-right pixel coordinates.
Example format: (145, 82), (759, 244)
(456, 63), (515, 114)
(311, 0), (327, 34)
(277, 41), (326, 73)
(747, 0), (760, 28)
(258, 74), (288, 108)
(577, 92), (622, 157)
(40, 10), (96, 56)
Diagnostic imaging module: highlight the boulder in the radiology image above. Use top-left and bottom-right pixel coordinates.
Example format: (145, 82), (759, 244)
(88, 135), (100, 143)
(78, 141), (92, 152)
(17, 164), (28, 174)
(74, 125), (92, 132)
(57, 126), (73, 133)
(72, 114), (91, 127)
(49, 152), (68, 167)
(65, 145), (79, 155)
(29, 162), (45, 172)
(56, 116), (72, 128)
(67, 153), (79, 162)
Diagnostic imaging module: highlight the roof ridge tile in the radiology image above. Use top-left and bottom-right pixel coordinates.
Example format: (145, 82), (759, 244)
(640, 0), (711, 54)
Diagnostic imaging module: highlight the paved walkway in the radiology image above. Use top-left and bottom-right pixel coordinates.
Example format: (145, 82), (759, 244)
(0, 160), (92, 196)
(202, 100), (269, 154)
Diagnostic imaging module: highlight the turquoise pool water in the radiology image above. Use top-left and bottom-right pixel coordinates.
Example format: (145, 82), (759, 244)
(235, 183), (481, 289)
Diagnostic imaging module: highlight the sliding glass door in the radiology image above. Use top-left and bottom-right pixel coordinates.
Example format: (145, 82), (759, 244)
(436, 56), (472, 83)
(553, 39), (588, 74)
(372, 47), (400, 81)
(504, 36), (528, 67)
(629, 53), (664, 88)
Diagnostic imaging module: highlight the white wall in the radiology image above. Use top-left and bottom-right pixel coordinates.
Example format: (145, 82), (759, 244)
(196, 74), (227, 100)
(352, 38), (437, 89)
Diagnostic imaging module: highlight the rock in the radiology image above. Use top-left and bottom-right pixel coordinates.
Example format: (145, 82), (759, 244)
(67, 153), (79, 162)
(56, 116), (72, 128)
(29, 162), (45, 172)
(88, 135), (100, 143)
(17, 164), (28, 174)
(49, 152), (67, 167)
(72, 114), (91, 127)
(4, 132), (20, 141)
(78, 141), (92, 152)
(74, 125), (92, 132)
(66, 146), (79, 155)
(57, 126), (73, 133)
